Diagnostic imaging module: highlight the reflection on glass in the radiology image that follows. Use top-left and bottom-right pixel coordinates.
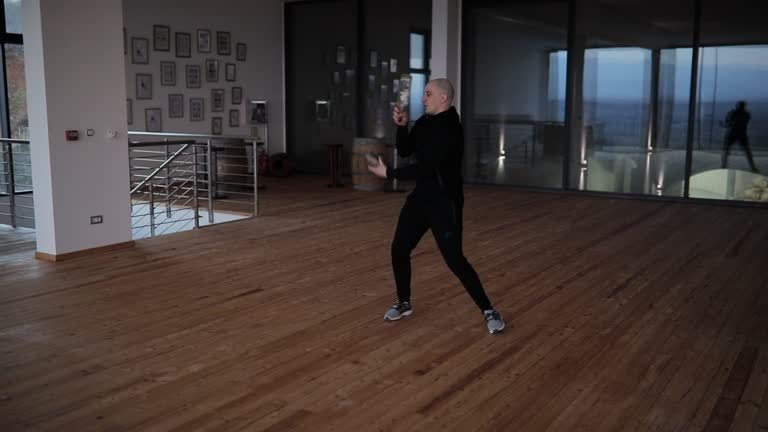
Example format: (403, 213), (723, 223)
(574, 0), (694, 197)
(690, 44), (768, 201)
(463, 1), (569, 188)
(4, 0), (22, 34)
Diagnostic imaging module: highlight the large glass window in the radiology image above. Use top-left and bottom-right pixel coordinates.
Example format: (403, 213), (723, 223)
(5, 43), (27, 139)
(463, 1), (569, 188)
(689, 0), (768, 201)
(463, 0), (767, 206)
(572, 0), (694, 196)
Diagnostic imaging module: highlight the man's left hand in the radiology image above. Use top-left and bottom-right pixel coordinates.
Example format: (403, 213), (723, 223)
(367, 156), (388, 178)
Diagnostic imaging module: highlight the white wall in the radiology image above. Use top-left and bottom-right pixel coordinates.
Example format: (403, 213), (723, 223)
(123, 0), (285, 153)
(24, 0), (132, 255)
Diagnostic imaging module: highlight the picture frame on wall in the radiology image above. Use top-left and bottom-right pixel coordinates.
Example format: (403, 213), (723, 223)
(315, 100), (330, 122)
(211, 89), (225, 112)
(136, 73), (152, 99)
(175, 32), (191, 58)
(212, 117), (222, 135)
(231, 87), (243, 105)
(229, 109), (240, 127)
(127, 99), (132, 125)
(369, 50), (377, 68)
(217, 31), (231, 55)
(236, 43), (246, 61)
(248, 100), (267, 125)
(225, 63), (236, 82)
(186, 64), (201, 88)
(145, 108), (162, 132)
(169, 94), (184, 118)
(205, 59), (219, 82)
(153, 25), (170, 51)
(390, 58), (398, 73)
(197, 29), (211, 53)
(336, 45), (346, 64)
(160, 61), (176, 86)
(190, 98), (204, 121)
(131, 37), (149, 64)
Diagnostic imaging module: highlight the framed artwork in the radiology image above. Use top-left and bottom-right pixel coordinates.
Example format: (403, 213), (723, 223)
(381, 61), (389, 76)
(153, 25), (170, 51)
(212, 117), (222, 135)
(186, 64), (201, 88)
(127, 99), (132, 125)
(145, 108), (162, 132)
(211, 89), (225, 112)
(190, 98), (204, 121)
(160, 61), (176, 86)
(136, 73), (152, 99)
(248, 100), (267, 124)
(216, 31), (231, 55)
(131, 37), (149, 64)
(380, 84), (388, 100)
(236, 43), (246, 61)
(315, 100), (330, 122)
(333, 71), (341, 85)
(390, 58), (398, 73)
(225, 63), (236, 82)
(175, 32), (191, 58)
(336, 45), (346, 64)
(169, 94), (184, 118)
(229, 109), (240, 127)
(231, 87), (243, 105)
(367, 74), (376, 93)
(369, 50), (378, 68)
(205, 58), (219, 82)
(197, 29), (211, 53)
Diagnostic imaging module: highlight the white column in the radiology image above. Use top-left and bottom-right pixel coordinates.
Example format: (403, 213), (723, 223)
(431, 0), (461, 109)
(24, 0), (132, 257)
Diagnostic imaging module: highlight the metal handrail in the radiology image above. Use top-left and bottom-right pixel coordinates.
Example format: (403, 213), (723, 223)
(127, 131), (261, 239)
(129, 143), (191, 194)
(0, 138), (31, 144)
(1, 139), (32, 228)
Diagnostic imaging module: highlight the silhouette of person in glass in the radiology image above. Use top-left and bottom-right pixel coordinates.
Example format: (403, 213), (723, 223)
(721, 101), (759, 172)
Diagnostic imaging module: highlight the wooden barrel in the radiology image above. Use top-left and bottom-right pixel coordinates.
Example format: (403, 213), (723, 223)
(351, 137), (387, 191)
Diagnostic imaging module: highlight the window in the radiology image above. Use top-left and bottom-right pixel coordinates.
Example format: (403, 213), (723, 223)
(409, 31), (429, 120)
(3, 0), (21, 35)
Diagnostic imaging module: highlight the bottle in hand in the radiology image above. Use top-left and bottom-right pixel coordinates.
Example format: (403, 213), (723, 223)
(365, 152), (380, 167)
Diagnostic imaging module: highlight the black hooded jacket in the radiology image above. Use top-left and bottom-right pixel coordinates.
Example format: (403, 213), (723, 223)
(386, 106), (464, 203)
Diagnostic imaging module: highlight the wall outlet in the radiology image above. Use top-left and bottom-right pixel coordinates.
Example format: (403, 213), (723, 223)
(90, 215), (103, 224)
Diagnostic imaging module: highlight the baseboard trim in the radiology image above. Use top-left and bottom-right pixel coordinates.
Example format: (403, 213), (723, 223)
(35, 241), (135, 262)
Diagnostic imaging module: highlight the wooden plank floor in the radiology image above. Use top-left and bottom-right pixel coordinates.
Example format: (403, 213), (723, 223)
(1, 175), (768, 432)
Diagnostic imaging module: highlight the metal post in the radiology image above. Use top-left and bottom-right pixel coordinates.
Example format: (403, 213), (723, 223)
(164, 141), (172, 217)
(6, 142), (17, 228)
(148, 182), (156, 237)
(206, 138), (214, 224)
(253, 139), (259, 216)
(192, 145), (200, 228)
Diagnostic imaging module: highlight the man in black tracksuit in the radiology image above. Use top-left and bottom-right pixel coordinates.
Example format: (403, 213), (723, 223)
(368, 78), (505, 334)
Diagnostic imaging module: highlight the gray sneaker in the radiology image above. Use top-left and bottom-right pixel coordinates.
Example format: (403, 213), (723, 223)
(483, 310), (505, 334)
(384, 301), (413, 321)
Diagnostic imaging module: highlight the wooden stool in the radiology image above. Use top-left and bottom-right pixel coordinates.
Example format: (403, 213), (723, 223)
(327, 144), (343, 187)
